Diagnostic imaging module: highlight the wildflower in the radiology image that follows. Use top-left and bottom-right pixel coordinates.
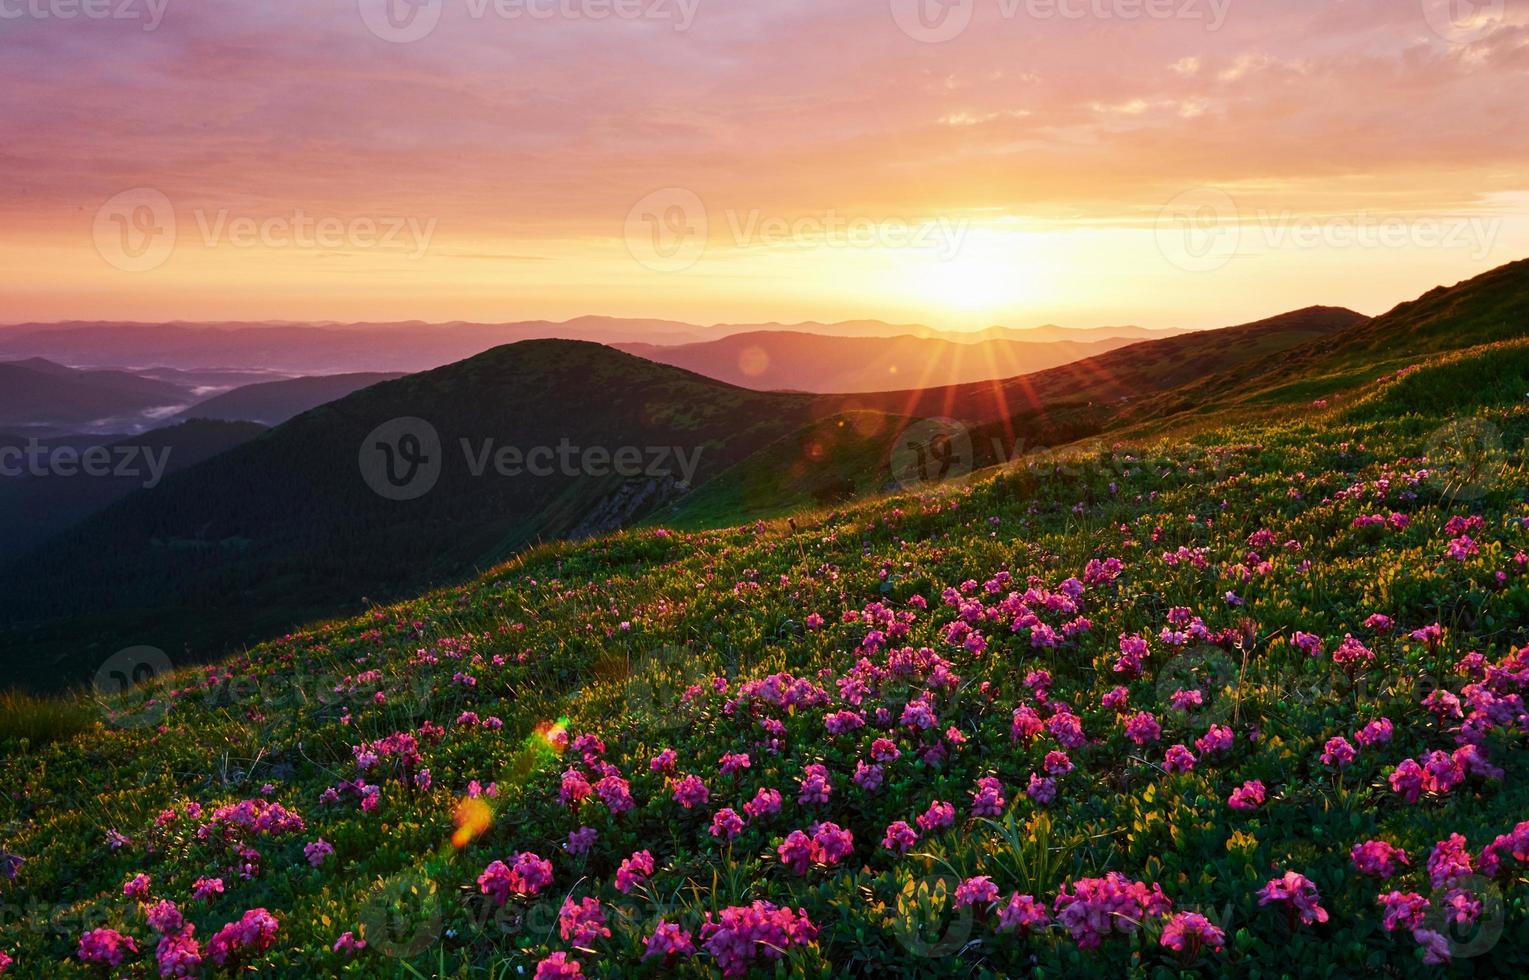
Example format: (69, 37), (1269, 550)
(699, 902), (817, 978)
(593, 775), (635, 814)
(1026, 773), (1057, 806)
(1257, 871), (1328, 926)
(970, 776), (1005, 816)
(1229, 779), (1266, 807)
(1332, 635), (1375, 671)
(882, 821), (918, 854)
(205, 908), (279, 967)
(1427, 834), (1474, 889)
(1101, 686), (1129, 712)
(478, 852), (554, 904)
(649, 748), (677, 773)
(1377, 891), (1430, 932)
(1320, 736), (1356, 768)
(1350, 840), (1409, 877)
(1123, 711), (1161, 745)
(559, 897), (611, 947)
(332, 932), (366, 956)
(743, 787), (782, 820)
(643, 921), (696, 961)
(710, 808), (746, 840)
(1160, 911), (1226, 955)
(155, 928), (203, 977)
(853, 760), (883, 791)
(1354, 717), (1393, 746)
(191, 878), (224, 901)
(1194, 725), (1234, 756)
(78, 928), (138, 967)
(615, 850), (655, 893)
(718, 752), (751, 775)
(996, 893), (1050, 933)
(1053, 873), (1171, 948)
(304, 839), (335, 868)
(123, 873), (152, 901)
(916, 800), (955, 832)
(145, 900), (185, 936)
(1389, 758), (1426, 802)
(672, 774), (710, 809)
(1292, 632), (1324, 657)
(1164, 744), (1197, 773)
(797, 764), (832, 805)
(1010, 705), (1044, 742)
(565, 826), (597, 855)
(534, 951), (583, 978)
(1168, 689), (1203, 712)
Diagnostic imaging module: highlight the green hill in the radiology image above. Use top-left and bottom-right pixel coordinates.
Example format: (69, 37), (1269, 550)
(0, 316), (1525, 975)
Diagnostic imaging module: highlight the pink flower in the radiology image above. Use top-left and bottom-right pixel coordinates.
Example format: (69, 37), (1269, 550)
(332, 931), (366, 956)
(797, 764), (832, 805)
(916, 800), (955, 833)
(996, 893), (1050, 933)
(882, 820), (919, 854)
(156, 930), (202, 977)
(718, 752), (751, 775)
(565, 826), (597, 856)
(1010, 706), (1045, 742)
(615, 850), (655, 893)
(672, 773), (710, 809)
(1026, 773), (1057, 806)
(1160, 911), (1225, 955)
(1227, 779), (1266, 810)
(304, 838), (335, 867)
(852, 760), (884, 792)
(123, 872), (152, 901)
(145, 900), (186, 936)
(1163, 744), (1197, 773)
(1377, 891), (1430, 932)
(970, 776), (1006, 816)
(594, 775), (635, 814)
(1354, 717), (1393, 746)
(1389, 758), (1426, 802)
(205, 908), (279, 967)
(1194, 725), (1234, 756)
(78, 928), (139, 967)
(699, 902), (817, 977)
(558, 897), (611, 947)
(953, 876), (999, 908)
(1350, 840), (1409, 878)
(1257, 871), (1328, 926)
(1427, 834), (1474, 889)
(533, 951), (583, 978)
(710, 807), (746, 840)
(743, 787), (782, 821)
(649, 748), (677, 773)
(478, 852), (554, 904)
(1320, 736), (1356, 768)
(1101, 686), (1130, 712)
(1123, 711), (1161, 746)
(191, 878), (224, 901)
(778, 830), (815, 875)
(642, 921), (696, 961)
(1053, 873), (1171, 949)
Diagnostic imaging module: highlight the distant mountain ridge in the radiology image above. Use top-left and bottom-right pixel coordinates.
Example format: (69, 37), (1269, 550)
(170, 372), (404, 426)
(0, 317), (1188, 375)
(614, 331), (1136, 393)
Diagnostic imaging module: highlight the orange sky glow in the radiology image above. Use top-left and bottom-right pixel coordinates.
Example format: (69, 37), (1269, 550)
(2, 0), (1527, 330)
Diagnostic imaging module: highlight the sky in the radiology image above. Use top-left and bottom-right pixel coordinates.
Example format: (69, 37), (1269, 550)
(1, 0), (1527, 330)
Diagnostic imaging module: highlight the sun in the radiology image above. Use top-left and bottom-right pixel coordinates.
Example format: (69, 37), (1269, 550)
(923, 250), (1027, 314)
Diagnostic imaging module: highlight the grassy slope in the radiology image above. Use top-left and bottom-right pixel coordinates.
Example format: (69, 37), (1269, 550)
(1, 335), (1527, 976)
